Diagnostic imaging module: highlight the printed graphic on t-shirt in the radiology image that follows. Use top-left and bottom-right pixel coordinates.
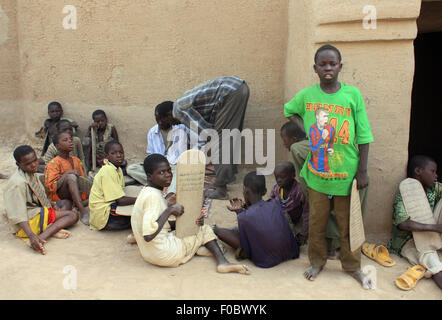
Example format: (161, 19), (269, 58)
(307, 106), (348, 179)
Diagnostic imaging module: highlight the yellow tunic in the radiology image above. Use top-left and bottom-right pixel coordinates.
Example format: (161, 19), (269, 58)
(89, 159), (125, 230)
(131, 186), (216, 267)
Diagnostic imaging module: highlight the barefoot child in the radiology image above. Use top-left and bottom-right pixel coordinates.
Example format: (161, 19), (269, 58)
(89, 141), (138, 231)
(215, 171), (299, 268)
(131, 154), (250, 275)
(284, 44), (374, 289)
(387, 155), (442, 290)
(269, 162), (309, 246)
(4, 145), (79, 255)
(44, 131), (92, 225)
(83, 109), (120, 173)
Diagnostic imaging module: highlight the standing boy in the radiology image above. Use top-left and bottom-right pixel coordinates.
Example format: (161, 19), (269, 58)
(284, 44), (374, 289)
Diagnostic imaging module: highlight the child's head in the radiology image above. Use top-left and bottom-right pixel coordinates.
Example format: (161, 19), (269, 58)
(143, 154), (172, 189)
(315, 108), (329, 129)
(243, 171), (267, 205)
(407, 155), (438, 189)
(280, 121), (306, 150)
(56, 119), (73, 136)
(14, 145), (38, 174)
(274, 162), (296, 189)
(92, 109), (108, 130)
(104, 140), (125, 167)
(54, 131), (74, 153)
(47, 101), (63, 121)
(313, 44), (342, 84)
(154, 101), (174, 131)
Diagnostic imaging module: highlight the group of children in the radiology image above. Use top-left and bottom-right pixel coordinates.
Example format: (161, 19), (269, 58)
(2, 44), (441, 291)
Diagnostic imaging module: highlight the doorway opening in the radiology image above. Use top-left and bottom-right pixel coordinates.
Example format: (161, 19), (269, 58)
(409, 1), (442, 181)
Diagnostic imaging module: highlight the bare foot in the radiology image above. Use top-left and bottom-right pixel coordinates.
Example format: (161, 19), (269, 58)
(304, 266), (323, 281)
(79, 208), (90, 226)
(348, 270), (375, 290)
(126, 233), (137, 244)
(53, 229), (71, 239)
(217, 263), (250, 275)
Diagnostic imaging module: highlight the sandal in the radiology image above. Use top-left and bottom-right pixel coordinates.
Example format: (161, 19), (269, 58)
(362, 243), (396, 267)
(395, 265), (426, 290)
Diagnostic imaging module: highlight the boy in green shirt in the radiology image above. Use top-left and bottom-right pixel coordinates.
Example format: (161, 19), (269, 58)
(284, 44), (374, 289)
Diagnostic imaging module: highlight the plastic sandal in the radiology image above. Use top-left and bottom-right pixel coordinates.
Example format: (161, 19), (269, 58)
(395, 265), (426, 290)
(362, 243), (396, 267)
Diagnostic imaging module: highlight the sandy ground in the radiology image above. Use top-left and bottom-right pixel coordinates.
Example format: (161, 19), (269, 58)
(0, 139), (441, 300)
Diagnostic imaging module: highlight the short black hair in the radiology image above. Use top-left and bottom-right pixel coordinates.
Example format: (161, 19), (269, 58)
(92, 109), (107, 120)
(48, 101), (62, 111)
(13, 145), (35, 163)
(155, 101), (174, 119)
(56, 119), (72, 132)
(243, 171), (267, 196)
(407, 155), (436, 178)
(53, 131), (72, 145)
(314, 44), (342, 63)
(281, 121), (306, 140)
(104, 140), (122, 154)
(143, 154), (169, 176)
(275, 161), (296, 177)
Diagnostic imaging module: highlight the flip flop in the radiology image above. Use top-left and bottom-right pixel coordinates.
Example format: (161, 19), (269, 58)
(395, 265), (426, 291)
(362, 243), (396, 267)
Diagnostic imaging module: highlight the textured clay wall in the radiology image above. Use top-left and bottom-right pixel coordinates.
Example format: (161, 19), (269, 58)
(0, 1), (23, 140)
(9, 0), (288, 165)
(285, 0), (422, 238)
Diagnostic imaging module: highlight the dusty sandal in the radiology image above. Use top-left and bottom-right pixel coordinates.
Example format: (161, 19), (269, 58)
(362, 243), (396, 267)
(395, 265), (426, 291)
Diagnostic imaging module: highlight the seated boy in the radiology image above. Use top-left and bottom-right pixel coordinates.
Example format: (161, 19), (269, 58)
(89, 141), (140, 231)
(387, 155), (442, 289)
(36, 101), (78, 157)
(43, 119), (85, 166)
(269, 161), (309, 246)
(214, 171), (299, 268)
(281, 120), (368, 259)
(131, 154), (249, 274)
(83, 109), (120, 174)
(44, 131), (92, 225)
(4, 145), (79, 255)
(127, 101), (200, 192)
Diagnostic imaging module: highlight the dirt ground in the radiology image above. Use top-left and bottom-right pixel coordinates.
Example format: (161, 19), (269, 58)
(0, 139), (441, 300)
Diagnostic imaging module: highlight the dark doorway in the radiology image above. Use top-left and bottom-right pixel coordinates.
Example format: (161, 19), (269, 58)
(409, 2), (442, 181)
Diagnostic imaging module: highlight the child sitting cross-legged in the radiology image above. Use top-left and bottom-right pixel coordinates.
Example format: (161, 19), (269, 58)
(44, 131), (92, 226)
(4, 145), (78, 255)
(131, 154), (250, 275)
(214, 171), (300, 268)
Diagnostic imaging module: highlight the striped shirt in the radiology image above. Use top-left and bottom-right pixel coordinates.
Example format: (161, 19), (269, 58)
(172, 76), (244, 132)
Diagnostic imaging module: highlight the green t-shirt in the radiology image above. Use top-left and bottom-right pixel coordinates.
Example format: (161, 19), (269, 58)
(284, 83), (373, 196)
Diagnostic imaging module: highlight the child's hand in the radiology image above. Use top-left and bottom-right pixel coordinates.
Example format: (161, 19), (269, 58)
(327, 148), (334, 156)
(227, 198), (244, 214)
(195, 211), (206, 226)
(29, 234), (46, 255)
(322, 128), (329, 139)
(355, 170), (369, 190)
(169, 204), (184, 217)
(165, 193), (176, 207)
(51, 201), (60, 210)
